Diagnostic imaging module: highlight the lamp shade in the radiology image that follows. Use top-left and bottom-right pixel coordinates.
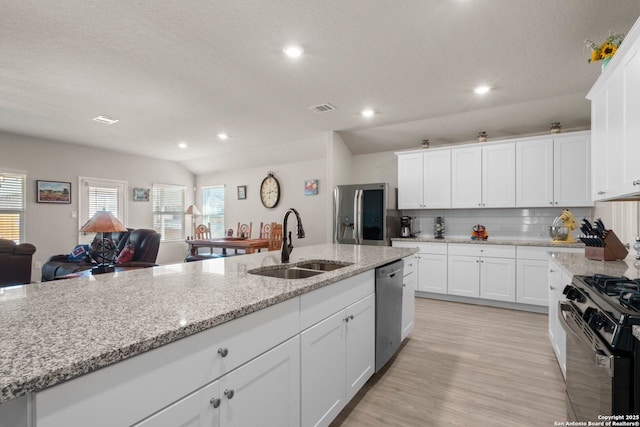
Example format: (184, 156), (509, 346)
(184, 204), (202, 216)
(79, 211), (127, 233)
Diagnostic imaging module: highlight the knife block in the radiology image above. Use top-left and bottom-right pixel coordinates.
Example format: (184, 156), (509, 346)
(585, 230), (629, 261)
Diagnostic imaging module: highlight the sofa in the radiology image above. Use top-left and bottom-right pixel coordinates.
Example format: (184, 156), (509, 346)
(41, 229), (161, 281)
(0, 239), (37, 286)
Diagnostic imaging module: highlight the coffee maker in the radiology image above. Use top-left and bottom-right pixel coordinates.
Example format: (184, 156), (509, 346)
(401, 216), (412, 237)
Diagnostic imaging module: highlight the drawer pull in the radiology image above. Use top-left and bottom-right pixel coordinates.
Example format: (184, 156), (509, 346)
(210, 397), (221, 408)
(218, 347), (229, 357)
(224, 389), (235, 399)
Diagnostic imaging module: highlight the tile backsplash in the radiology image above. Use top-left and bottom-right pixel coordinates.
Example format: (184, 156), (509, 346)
(401, 207), (593, 241)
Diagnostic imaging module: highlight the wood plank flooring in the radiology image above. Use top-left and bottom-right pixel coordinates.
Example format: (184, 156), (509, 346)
(331, 297), (566, 427)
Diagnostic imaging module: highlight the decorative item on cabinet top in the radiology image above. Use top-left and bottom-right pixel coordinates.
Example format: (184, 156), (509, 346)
(477, 131), (487, 143)
(550, 122), (562, 134)
(421, 139), (430, 149)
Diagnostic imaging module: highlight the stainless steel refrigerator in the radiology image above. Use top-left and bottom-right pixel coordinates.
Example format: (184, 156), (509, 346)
(333, 183), (398, 246)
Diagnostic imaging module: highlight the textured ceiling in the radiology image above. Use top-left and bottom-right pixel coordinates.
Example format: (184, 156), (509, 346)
(1, 0), (640, 174)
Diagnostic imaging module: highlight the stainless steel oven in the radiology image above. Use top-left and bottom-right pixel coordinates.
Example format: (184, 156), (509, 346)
(560, 274), (639, 421)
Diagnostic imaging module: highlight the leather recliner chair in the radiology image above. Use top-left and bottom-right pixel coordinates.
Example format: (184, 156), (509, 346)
(114, 229), (161, 268)
(0, 239), (37, 287)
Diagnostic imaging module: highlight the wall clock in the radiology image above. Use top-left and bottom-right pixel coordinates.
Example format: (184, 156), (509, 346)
(260, 172), (280, 208)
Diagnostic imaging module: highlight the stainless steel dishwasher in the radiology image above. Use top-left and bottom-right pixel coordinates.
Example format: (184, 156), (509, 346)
(375, 259), (404, 372)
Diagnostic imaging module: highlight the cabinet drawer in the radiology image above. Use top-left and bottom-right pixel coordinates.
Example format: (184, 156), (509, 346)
(35, 298), (300, 427)
(517, 246), (584, 260)
(300, 271), (374, 331)
(402, 255), (416, 277)
(448, 243), (515, 258)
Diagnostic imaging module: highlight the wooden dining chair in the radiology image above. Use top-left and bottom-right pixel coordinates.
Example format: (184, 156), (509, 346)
(194, 223), (211, 240)
(259, 222), (272, 239)
(237, 222), (252, 239)
(268, 223), (283, 251)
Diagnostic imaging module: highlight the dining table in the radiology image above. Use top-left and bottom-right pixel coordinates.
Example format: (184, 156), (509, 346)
(185, 237), (270, 256)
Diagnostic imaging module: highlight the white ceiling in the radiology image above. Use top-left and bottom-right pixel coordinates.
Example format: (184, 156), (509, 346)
(2, 1), (640, 175)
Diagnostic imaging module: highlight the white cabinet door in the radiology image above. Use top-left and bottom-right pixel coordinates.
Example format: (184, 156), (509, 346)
(451, 146), (482, 208)
(424, 150), (451, 208)
(301, 311), (346, 427)
(397, 153), (424, 209)
(515, 137), (554, 207)
(401, 269), (416, 341)
(591, 88), (608, 200)
(135, 380), (221, 427)
(548, 260), (567, 379)
(447, 255), (480, 297)
(622, 38), (640, 196)
(604, 68), (625, 198)
(482, 143), (515, 207)
(516, 259), (549, 306)
(345, 294), (375, 401)
(221, 336), (300, 427)
(479, 257), (516, 302)
(417, 253), (447, 294)
(553, 134), (592, 207)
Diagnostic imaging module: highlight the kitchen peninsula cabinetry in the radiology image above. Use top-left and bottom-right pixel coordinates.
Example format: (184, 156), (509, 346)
(401, 255), (416, 340)
(300, 273), (375, 427)
(588, 25), (640, 201)
(397, 150), (451, 209)
(447, 244), (516, 302)
(392, 241), (447, 294)
(515, 132), (592, 207)
(451, 142), (515, 208)
(548, 258), (571, 379)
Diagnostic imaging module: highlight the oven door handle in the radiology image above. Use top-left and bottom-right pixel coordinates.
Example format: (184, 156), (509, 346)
(558, 301), (614, 377)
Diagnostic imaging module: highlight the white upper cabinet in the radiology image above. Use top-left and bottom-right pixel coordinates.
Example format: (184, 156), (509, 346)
(515, 133), (592, 207)
(588, 17), (640, 201)
(397, 150), (450, 209)
(451, 142), (515, 208)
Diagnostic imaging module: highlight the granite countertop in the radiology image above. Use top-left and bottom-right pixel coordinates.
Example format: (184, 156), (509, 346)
(0, 243), (416, 404)
(392, 236), (585, 248)
(548, 251), (639, 278)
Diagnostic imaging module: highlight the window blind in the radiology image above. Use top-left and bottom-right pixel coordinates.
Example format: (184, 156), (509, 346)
(0, 172), (26, 242)
(88, 186), (119, 219)
(152, 184), (185, 241)
(202, 186), (225, 237)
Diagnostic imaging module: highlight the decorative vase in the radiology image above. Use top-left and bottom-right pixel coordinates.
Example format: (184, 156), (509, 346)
(550, 122), (562, 134)
(477, 131), (487, 143)
(601, 56), (612, 72)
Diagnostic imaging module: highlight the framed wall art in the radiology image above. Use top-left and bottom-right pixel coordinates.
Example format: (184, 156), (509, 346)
(36, 180), (71, 204)
(237, 185), (247, 200)
(304, 179), (318, 195)
(133, 188), (150, 202)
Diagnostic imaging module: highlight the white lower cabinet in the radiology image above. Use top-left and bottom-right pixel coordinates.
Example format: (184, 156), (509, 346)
(392, 241), (447, 294)
(549, 258), (570, 379)
(401, 255), (416, 341)
(301, 293), (375, 427)
(447, 244), (516, 302)
(136, 336), (300, 427)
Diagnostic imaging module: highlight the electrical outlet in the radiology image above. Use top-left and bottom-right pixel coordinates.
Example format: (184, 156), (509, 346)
(71, 211), (77, 218)
(34, 261), (42, 269)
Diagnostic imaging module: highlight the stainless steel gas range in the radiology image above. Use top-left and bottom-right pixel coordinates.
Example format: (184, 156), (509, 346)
(560, 274), (640, 421)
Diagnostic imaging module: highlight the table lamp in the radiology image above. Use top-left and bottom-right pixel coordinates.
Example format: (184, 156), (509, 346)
(184, 204), (202, 239)
(79, 210), (127, 274)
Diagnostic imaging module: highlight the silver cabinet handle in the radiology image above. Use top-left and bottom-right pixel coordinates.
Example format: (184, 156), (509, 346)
(344, 315), (354, 322)
(550, 285), (555, 290)
(224, 389), (235, 399)
(218, 348), (228, 357)
(549, 269), (556, 273)
(210, 397), (221, 408)
(597, 191), (606, 195)
(549, 201), (553, 205)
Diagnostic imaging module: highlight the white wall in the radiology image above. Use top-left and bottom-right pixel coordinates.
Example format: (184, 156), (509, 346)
(195, 157), (328, 248)
(351, 151), (397, 187)
(0, 131), (195, 276)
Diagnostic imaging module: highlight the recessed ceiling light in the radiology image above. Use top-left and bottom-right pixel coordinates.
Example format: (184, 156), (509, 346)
(178, 142), (187, 149)
(217, 133), (229, 140)
(283, 45), (304, 58)
(474, 85), (491, 95)
(361, 108), (375, 118)
(92, 115), (119, 125)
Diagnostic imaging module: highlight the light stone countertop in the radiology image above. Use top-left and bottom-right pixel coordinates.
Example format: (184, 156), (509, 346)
(392, 236), (585, 248)
(0, 243), (417, 404)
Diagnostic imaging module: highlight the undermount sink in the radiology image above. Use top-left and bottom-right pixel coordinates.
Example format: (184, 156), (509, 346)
(248, 260), (353, 279)
(295, 261), (352, 271)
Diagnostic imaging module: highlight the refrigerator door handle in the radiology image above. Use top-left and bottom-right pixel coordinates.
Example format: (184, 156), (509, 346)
(333, 187), (340, 243)
(355, 189), (364, 244)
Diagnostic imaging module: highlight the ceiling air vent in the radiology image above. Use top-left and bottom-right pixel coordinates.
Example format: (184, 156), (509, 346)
(92, 115), (119, 125)
(309, 103), (336, 113)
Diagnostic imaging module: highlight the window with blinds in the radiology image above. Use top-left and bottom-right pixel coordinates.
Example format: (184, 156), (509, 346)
(202, 186), (225, 237)
(0, 172), (26, 243)
(152, 184), (185, 241)
(88, 186), (119, 219)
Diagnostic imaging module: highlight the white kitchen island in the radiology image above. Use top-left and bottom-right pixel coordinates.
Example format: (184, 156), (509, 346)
(0, 243), (416, 427)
